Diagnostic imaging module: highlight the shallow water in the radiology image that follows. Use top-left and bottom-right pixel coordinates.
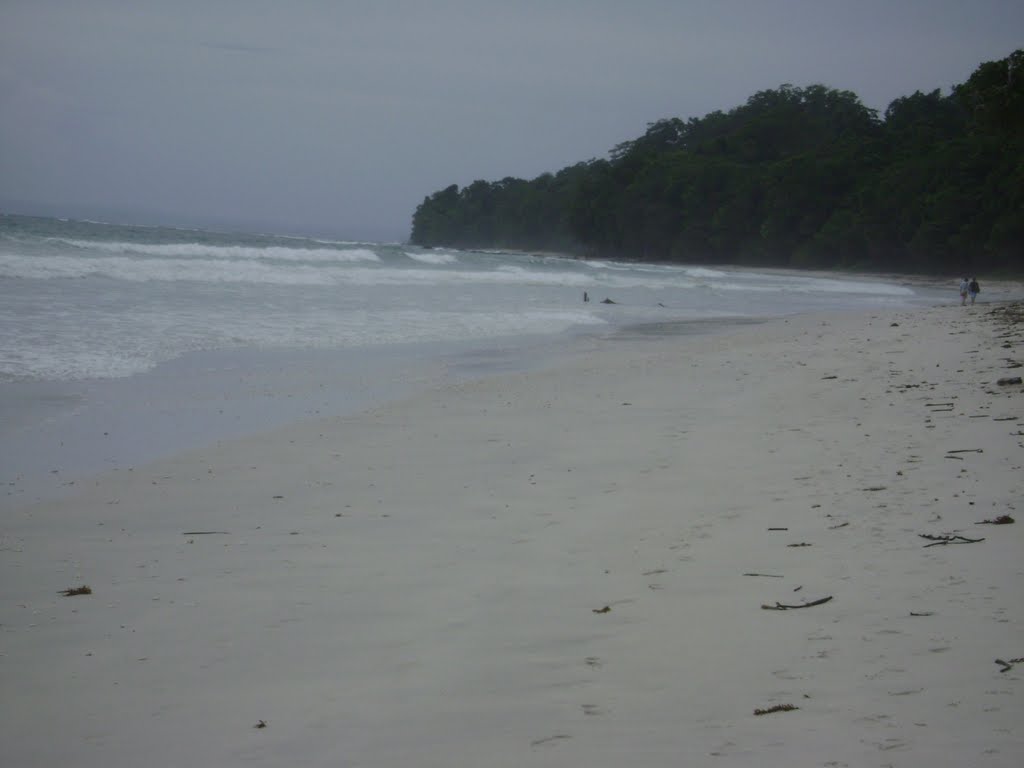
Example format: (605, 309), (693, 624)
(0, 213), (959, 503)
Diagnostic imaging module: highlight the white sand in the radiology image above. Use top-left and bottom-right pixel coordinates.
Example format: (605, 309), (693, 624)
(2, 302), (1022, 767)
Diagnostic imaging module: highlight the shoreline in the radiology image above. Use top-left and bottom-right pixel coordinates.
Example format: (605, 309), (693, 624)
(3, 265), (1018, 507)
(2, 301), (1022, 766)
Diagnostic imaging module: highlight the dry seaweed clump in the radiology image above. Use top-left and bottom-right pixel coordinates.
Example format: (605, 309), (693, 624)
(988, 302), (1024, 326)
(754, 703), (798, 716)
(59, 585), (92, 596)
(977, 515), (1014, 525)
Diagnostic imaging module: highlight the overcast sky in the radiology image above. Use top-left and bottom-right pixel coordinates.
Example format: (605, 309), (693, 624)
(1, 1), (1021, 241)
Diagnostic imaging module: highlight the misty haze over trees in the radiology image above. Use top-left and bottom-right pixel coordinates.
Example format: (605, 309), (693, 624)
(411, 51), (1022, 274)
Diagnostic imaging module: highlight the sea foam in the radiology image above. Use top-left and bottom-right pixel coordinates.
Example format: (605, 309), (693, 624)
(404, 250), (458, 265)
(46, 238), (381, 263)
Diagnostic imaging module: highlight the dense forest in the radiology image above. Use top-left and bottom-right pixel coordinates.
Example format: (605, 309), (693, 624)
(411, 51), (1023, 274)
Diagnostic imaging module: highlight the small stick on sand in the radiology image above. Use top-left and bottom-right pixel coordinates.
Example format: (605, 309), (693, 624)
(743, 573), (784, 578)
(181, 531), (230, 535)
(761, 595), (832, 610)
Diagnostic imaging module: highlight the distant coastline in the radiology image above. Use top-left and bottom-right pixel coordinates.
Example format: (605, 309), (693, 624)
(412, 51), (1023, 276)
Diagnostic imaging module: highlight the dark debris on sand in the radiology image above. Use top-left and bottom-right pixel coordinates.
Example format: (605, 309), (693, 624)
(59, 585), (92, 596)
(754, 703), (798, 715)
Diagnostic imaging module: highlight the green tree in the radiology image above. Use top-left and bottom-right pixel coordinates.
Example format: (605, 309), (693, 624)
(410, 51), (1024, 274)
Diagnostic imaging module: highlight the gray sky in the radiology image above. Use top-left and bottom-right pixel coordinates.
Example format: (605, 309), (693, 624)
(2, 1), (1021, 241)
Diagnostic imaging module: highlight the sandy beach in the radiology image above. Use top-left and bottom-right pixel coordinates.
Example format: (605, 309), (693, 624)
(2, 299), (1022, 767)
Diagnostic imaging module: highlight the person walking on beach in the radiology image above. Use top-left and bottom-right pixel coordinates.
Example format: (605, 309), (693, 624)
(968, 277), (980, 304)
(959, 277), (970, 306)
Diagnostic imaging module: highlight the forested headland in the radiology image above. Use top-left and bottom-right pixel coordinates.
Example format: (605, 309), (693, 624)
(411, 51), (1023, 274)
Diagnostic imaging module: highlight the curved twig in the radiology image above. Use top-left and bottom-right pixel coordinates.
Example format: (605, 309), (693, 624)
(761, 595), (832, 611)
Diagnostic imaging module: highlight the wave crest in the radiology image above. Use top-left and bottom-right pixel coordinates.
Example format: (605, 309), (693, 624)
(47, 238), (381, 263)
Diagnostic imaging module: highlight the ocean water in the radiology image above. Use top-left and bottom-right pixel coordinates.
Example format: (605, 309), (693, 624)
(1, 213), (941, 501)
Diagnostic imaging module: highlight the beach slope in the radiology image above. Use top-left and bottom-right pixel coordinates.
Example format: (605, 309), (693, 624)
(2, 302), (1022, 767)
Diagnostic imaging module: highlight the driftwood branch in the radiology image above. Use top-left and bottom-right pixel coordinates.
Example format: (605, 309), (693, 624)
(761, 595), (833, 611)
(920, 534), (985, 547)
(744, 573), (784, 578)
(995, 655), (1019, 671)
(181, 531), (230, 535)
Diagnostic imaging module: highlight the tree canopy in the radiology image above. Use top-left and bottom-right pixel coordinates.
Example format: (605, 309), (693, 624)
(410, 51), (1023, 274)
